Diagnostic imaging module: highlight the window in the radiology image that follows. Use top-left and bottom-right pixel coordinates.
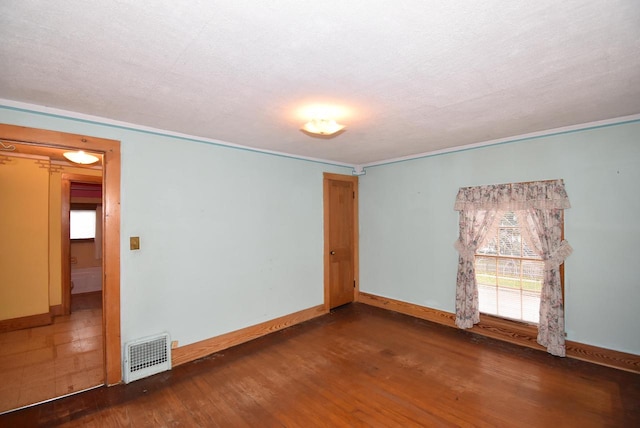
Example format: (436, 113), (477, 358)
(70, 209), (96, 240)
(476, 211), (546, 324)
(454, 179), (571, 356)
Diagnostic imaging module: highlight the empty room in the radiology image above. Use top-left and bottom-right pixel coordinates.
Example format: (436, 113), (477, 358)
(0, 1), (638, 426)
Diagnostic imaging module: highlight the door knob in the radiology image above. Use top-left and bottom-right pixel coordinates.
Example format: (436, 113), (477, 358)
(330, 251), (336, 255)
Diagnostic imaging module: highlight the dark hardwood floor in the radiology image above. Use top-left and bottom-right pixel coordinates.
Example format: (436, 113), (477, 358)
(1, 303), (638, 427)
(71, 291), (102, 312)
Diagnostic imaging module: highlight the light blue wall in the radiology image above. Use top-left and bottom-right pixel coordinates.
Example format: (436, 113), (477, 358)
(359, 121), (640, 355)
(3, 105), (638, 356)
(0, 107), (351, 347)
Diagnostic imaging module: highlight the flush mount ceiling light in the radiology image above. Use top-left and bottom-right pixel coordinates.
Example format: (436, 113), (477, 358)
(301, 118), (346, 137)
(63, 150), (100, 165)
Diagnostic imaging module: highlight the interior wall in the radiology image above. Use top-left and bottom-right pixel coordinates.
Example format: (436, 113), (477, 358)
(71, 241), (102, 269)
(359, 121), (640, 355)
(0, 107), (352, 348)
(0, 154), (102, 316)
(0, 155), (50, 320)
(7, 104), (636, 357)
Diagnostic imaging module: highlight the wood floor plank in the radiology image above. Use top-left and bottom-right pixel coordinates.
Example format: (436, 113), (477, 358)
(1, 303), (638, 427)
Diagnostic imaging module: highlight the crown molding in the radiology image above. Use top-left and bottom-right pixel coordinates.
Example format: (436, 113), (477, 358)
(0, 99), (354, 170)
(2, 99), (638, 176)
(356, 114), (640, 172)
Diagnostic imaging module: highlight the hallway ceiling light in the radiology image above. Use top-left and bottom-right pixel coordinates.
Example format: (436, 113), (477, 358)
(63, 150), (100, 165)
(301, 118), (346, 136)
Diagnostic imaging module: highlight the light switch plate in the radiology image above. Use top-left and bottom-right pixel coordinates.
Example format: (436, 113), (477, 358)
(130, 236), (140, 250)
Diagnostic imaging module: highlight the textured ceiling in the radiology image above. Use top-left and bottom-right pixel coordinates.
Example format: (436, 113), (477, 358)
(1, 1), (639, 166)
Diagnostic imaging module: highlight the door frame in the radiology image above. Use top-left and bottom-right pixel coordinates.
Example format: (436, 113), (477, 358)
(61, 173), (103, 315)
(0, 124), (122, 385)
(323, 172), (359, 311)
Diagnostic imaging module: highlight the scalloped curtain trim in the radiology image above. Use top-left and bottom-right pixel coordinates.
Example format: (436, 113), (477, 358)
(453, 238), (477, 259)
(545, 240), (573, 270)
(454, 179), (570, 211)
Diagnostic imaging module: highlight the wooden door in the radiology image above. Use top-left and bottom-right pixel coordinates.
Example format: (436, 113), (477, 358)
(324, 173), (358, 309)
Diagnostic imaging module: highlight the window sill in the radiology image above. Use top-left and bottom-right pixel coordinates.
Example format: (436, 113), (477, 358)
(472, 313), (543, 351)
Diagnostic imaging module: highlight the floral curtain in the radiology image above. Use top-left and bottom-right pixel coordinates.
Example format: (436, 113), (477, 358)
(454, 179), (571, 356)
(454, 180), (571, 212)
(454, 209), (498, 328)
(525, 208), (573, 357)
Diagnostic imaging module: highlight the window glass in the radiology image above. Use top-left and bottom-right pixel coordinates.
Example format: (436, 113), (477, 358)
(70, 210), (96, 239)
(476, 211), (544, 324)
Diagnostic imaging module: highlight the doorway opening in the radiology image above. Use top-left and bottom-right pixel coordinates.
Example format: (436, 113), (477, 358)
(63, 177), (103, 316)
(0, 124), (121, 413)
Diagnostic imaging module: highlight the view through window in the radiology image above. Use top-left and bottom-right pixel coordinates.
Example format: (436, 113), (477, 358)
(70, 209), (96, 240)
(475, 211), (544, 324)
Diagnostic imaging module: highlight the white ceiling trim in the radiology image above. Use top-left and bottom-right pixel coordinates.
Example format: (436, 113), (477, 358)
(359, 113), (640, 172)
(0, 98), (355, 170)
(2, 98), (639, 176)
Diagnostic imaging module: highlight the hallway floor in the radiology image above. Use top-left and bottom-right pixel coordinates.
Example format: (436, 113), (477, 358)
(0, 293), (103, 414)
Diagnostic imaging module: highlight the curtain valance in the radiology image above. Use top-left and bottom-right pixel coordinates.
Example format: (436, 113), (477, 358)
(454, 179), (571, 212)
